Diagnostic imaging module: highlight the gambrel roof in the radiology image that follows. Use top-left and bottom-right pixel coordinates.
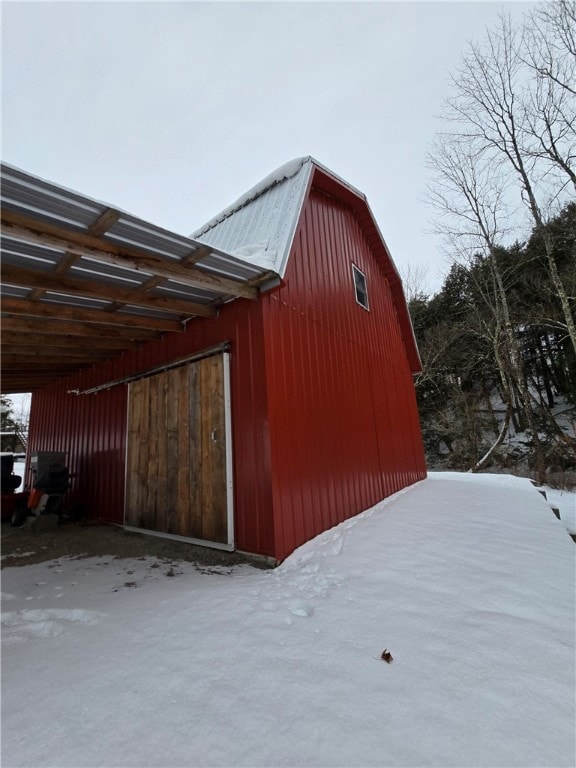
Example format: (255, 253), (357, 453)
(192, 158), (312, 277)
(193, 157), (422, 373)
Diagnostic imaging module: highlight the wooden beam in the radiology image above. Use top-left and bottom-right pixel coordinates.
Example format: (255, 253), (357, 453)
(2, 362), (106, 380)
(1, 361), (91, 371)
(1, 264), (217, 317)
(103, 275), (167, 315)
(87, 208), (122, 237)
(2, 345), (115, 359)
(29, 208), (122, 302)
(29, 252), (79, 302)
(1, 314), (159, 341)
(0, 299), (178, 333)
(2, 380), (71, 390)
(182, 244), (214, 265)
(2, 380), (65, 393)
(1, 373), (65, 383)
(1, 330), (139, 351)
(3, 379), (83, 394)
(2, 211), (257, 299)
(1, 368), (68, 378)
(2, 208), (201, 260)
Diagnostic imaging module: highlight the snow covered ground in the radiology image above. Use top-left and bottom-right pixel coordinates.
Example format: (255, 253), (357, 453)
(2, 473), (574, 768)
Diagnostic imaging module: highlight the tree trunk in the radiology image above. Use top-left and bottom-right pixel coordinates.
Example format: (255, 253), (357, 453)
(471, 402), (512, 472)
(541, 227), (576, 358)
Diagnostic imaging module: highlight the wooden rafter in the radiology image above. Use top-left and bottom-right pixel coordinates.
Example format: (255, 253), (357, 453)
(1, 330), (139, 351)
(181, 244), (213, 265)
(2, 379), (70, 393)
(103, 276), (169, 315)
(28, 207), (123, 303)
(2, 374), (64, 381)
(0, 167), (277, 394)
(1, 360), (92, 371)
(2, 315), (160, 346)
(1, 264), (217, 317)
(1, 371), (67, 380)
(2, 211), (258, 300)
(0, 298), (181, 332)
(86, 208), (124, 237)
(2, 345), (116, 359)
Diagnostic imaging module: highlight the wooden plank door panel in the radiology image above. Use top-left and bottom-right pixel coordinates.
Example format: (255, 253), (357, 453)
(175, 364), (191, 535)
(196, 355), (227, 543)
(125, 354), (229, 545)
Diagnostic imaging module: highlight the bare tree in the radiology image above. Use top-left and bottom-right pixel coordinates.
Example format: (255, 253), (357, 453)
(424, 3), (576, 478)
(524, 0), (576, 95)
(400, 261), (430, 304)
(426, 135), (547, 477)
(522, 1), (576, 190)
(442, 10), (576, 357)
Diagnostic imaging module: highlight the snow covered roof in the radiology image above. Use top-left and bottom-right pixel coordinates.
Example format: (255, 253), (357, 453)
(192, 156), (375, 278)
(191, 157), (313, 277)
(193, 157), (422, 372)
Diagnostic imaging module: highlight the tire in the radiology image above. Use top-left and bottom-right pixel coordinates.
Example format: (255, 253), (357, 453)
(11, 502), (29, 528)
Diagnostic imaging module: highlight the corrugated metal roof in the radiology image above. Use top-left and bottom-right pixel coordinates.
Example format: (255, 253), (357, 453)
(193, 156), (421, 373)
(192, 157), (314, 277)
(1, 163), (274, 286)
(191, 156), (378, 279)
(0, 162), (279, 393)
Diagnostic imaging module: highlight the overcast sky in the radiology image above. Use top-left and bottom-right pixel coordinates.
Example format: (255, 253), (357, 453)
(2, 1), (535, 297)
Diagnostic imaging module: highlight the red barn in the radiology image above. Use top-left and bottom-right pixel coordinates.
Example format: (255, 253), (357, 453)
(1, 158), (426, 563)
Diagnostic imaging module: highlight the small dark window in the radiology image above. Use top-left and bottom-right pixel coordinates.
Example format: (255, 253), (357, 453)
(352, 264), (369, 310)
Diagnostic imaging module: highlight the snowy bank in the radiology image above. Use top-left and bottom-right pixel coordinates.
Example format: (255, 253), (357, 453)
(2, 474), (574, 768)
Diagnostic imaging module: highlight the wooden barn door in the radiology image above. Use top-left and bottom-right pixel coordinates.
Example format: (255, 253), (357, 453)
(124, 353), (233, 549)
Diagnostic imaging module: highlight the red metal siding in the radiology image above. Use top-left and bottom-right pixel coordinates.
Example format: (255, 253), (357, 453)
(27, 298), (276, 558)
(263, 187), (426, 561)
(27, 380), (127, 522)
(26, 180), (426, 564)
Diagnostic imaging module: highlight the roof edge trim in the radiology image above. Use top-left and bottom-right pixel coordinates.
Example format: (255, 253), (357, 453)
(191, 157), (313, 240)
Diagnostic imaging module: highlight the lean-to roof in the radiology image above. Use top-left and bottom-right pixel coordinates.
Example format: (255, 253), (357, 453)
(0, 163), (278, 393)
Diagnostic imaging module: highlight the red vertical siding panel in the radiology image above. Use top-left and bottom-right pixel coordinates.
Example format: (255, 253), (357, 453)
(25, 180), (426, 564)
(264, 188), (426, 561)
(26, 298), (276, 558)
